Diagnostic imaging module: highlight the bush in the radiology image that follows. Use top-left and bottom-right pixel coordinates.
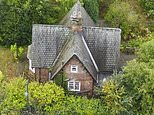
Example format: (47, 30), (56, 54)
(104, 1), (143, 40)
(28, 82), (65, 114)
(102, 39), (154, 114)
(10, 43), (24, 60)
(102, 76), (132, 114)
(137, 39), (154, 62)
(139, 0), (154, 18)
(121, 33), (154, 54)
(102, 60), (154, 114)
(0, 78), (27, 114)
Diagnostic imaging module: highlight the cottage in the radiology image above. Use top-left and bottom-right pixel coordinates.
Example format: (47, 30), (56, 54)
(27, 1), (121, 95)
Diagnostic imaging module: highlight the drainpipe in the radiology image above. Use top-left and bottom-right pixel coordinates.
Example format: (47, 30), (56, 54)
(39, 68), (41, 83)
(97, 74), (99, 84)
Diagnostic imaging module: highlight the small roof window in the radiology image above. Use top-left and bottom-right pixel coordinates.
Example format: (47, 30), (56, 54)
(71, 65), (78, 73)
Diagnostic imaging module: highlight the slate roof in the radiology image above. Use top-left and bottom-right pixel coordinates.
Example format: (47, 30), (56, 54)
(27, 1), (121, 76)
(28, 25), (72, 68)
(51, 32), (97, 80)
(59, 1), (95, 27)
(82, 27), (121, 71)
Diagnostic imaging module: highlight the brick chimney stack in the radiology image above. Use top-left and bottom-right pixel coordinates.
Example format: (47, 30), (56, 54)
(70, 1), (82, 32)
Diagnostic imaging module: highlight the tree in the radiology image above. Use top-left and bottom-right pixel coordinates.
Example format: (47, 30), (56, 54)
(83, 0), (99, 22)
(104, 1), (145, 40)
(102, 39), (154, 114)
(0, 0), (67, 47)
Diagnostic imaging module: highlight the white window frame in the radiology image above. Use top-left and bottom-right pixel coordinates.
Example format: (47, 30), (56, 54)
(71, 65), (78, 73)
(29, 59), (35, 73)
(68, 80), (80, 91)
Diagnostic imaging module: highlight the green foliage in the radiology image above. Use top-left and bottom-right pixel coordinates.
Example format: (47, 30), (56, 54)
(121, 33), (154, 54)
(10, 43), (24, 60)
(102, 77), (132, 114)
(122, 60), (154, 114)
(0, 0), (69, 46)
(83, 0), (99, 22)
(57, 96), (107, 115)
(137, 39), (154, 62)
(102, 60), (154, 114)
(54, 71), (67, 90)
(0, 77), (27, 114)
(102, 40), (154, 114)
(28, 82), (65, 113)
(0, 71), (4, 82)
(0, 76), (107, 114)
(104, 1), (144, 40)
(57, 0), (77, 13)
(139, 0), (154, 18)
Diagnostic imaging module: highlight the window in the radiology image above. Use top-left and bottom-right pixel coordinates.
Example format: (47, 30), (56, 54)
(71, 65), (78, 73)
(68, 80), (80, 91)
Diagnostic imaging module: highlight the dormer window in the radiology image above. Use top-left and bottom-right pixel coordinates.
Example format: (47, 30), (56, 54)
(71, 65), (78, 73)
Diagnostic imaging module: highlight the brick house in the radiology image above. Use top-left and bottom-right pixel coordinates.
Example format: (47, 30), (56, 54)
(27, 1), (121, 95)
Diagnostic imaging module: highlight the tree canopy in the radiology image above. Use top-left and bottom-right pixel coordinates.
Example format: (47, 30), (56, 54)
(102, 39), (154, 114)
(0, 0), (99, 47)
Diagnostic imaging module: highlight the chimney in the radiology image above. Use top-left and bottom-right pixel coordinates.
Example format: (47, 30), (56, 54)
(70, 1), (82, 32)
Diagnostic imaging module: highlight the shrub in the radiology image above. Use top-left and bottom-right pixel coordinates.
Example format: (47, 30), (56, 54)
(28, 82), (65, 114)
(0, 78), (27, 114)
(121, 33), (154, 54)
(137, 39), (154, 62)
(104, 1), (143, 40)
(102, 39), (154, 114)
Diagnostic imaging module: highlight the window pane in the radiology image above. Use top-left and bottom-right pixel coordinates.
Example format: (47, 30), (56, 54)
(68, 82), (74, 90)
(75, 82), (80, 90)
(71, 65), (78, 73)
(68, 81), (80, 91)
(72, 68), (76, 71)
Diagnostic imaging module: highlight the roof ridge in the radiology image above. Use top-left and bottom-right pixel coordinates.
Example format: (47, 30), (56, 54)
(80, 34), (99, 72)
(51, 32), (97, 80)
(59, 1), (95, 27)
(51, 33), (74, 67)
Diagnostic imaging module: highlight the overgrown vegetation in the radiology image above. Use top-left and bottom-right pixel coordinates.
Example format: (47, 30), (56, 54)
(104, 1), (146, 40)
(102, 39), (154, 114)
(0, 0), (154, 114)
(0, 46), (27, 78)
(0, 0), (99, 47)
(0, 76), (107, 114)
(0, 39), (154, 114)
(121, 33), (154, 54)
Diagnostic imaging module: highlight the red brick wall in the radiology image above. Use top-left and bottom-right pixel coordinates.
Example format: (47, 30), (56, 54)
(35, 68), (49, 82)
(34, 56), (94, 95)
(63, 56), (94, 95)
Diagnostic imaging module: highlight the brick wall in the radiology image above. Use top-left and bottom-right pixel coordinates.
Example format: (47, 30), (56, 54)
(35, 68), (49, 82)
(63, 56), (94, 95)
(34, 56), (94, 95)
